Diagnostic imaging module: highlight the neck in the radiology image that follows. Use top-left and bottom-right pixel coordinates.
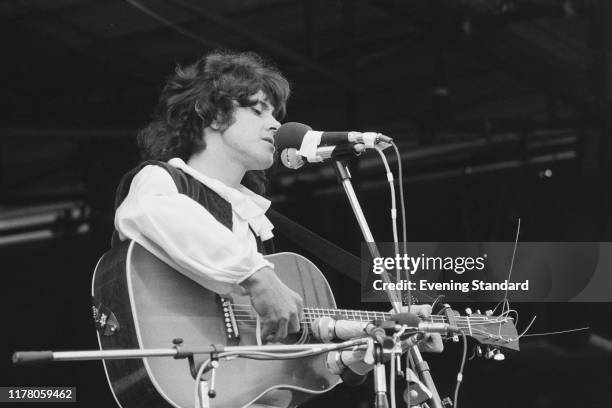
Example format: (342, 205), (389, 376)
(187, 134), (246, 188)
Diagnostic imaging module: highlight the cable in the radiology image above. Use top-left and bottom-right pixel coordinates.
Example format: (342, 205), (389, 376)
(502, 218), (521, 314)
(375, 147), (400, 287)
(453, 332), (468, 408)
(192, 342), (371, 407)
(390, 350), (397, 408)
(392, 142), (409, 309)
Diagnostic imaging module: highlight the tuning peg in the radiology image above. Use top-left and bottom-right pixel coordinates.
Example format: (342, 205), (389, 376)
(485, 310), (493, 316)
(485, 347), (494, 359)
(493, 349), (505, 361)
(475, 346), (483, 358)
(452, 335), (459, 342)
(464, 307), (472, 316)
(476, 309), (482, 315)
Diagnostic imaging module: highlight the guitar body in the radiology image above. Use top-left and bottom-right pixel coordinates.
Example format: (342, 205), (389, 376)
(92, 241), (340, 408)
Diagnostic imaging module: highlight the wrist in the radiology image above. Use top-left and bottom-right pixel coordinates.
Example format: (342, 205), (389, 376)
(240, 266), (274, 294)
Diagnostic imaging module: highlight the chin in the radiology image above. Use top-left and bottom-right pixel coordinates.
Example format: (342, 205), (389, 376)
(251, 156), (274, 171)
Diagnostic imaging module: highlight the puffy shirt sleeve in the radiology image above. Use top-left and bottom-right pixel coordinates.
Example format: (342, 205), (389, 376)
(114, 165), (273, 295)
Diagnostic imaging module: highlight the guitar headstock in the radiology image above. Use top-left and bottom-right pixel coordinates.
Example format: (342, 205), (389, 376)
(443, 308), (519, 353)
(464, 312), (519, 352)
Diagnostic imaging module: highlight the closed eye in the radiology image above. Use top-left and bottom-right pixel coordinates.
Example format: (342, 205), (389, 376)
(250, 107), (263, 116)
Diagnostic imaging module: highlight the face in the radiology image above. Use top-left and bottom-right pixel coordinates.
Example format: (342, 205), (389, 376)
(219, 90), (281, 171)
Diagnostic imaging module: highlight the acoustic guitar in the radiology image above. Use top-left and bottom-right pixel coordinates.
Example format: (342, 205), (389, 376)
(91, 241), (519, 408)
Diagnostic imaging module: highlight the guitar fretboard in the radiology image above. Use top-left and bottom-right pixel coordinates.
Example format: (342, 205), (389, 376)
(301, 308), (390, 323)
(230, 304), (496, 325)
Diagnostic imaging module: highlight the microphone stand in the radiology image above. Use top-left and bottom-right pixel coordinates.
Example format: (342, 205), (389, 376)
(333, 160), (402, 313)
(13, 339), (370, 403)
(372, 343), (389, 408)
(13, 339), (369, 366)
(333, 159), (444, 408)
(408, 347), (443, 408)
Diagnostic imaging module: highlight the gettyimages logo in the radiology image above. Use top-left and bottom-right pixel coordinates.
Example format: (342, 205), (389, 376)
(372, 253), (487, 275)
(361, 242), (610, 303)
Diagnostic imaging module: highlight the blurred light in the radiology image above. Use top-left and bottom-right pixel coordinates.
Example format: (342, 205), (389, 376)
(0, 201), (90, 246)
(538, 169), (553, 178)
(432, 87), (449, 97)
(0, 229), (53, 246)
(462, 19), (472, 35)
(562, 0), (575, 17)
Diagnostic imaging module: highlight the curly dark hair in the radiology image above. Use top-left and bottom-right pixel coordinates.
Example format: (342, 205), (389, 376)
(137, 50), (290, 195)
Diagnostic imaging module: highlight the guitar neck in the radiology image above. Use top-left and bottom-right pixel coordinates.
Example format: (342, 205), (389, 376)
(300, 307), (502, 326)
(231, 304), (503, 327)
(301, 307), (391, 323)
(301, 307), (452, 324)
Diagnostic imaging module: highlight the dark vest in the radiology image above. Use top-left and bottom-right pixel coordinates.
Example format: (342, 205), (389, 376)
(111, 160), (273, 254)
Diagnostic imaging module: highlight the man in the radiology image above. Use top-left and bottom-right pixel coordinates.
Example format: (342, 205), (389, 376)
(114, 50), (302, 343)
(111, 50), (441, 404)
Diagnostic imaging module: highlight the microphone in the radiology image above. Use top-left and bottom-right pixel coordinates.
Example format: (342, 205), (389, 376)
(311, 316), (369, 342)
(416, 322), (460, 335)
(390, 312), (460, 335)
(280, 145), (366, 169)
(276, 122), (392, 168)
(311, 316), (394, 348)
(324, 348), (371, 386)
(325, 347), (372, 376)
(276, 122), (392, 151)
(323, 333), (433, 387)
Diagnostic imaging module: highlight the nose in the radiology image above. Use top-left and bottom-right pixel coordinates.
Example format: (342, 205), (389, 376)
(267, 114), (281, 132)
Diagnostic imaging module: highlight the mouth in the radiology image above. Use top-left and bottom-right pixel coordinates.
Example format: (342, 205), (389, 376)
(262, 137), (275, 147)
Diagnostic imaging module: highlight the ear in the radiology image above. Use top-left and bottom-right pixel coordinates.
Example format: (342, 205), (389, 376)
(206, 108), (227, 131)
(209, 120), (221, 131)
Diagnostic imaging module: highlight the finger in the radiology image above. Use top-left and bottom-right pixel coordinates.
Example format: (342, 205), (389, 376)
(261, 320), (275, 342)
(430, 333), (443, 352)
(295, 295), (304, 316)
(421, 333), (443, 353)
(288, 312), (300, 334)
(274, 318), (289, 341)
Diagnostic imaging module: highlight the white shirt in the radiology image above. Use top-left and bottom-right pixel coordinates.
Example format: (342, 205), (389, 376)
(114, 158), (275, 295)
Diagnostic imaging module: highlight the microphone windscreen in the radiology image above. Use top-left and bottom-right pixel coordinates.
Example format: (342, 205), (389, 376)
(275, 122), (312, 151)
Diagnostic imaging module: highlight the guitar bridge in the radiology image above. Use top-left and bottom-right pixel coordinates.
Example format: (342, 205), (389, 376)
(219, 296), (240, 345)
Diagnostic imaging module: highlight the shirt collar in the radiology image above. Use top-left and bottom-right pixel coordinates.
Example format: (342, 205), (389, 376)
(168, 158), (274, 239)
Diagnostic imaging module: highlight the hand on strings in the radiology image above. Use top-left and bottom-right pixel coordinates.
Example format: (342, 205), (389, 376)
(241, 266), (304, 343)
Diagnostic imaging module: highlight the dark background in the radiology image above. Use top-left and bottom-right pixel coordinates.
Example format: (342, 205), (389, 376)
(2, 0), (612, 407)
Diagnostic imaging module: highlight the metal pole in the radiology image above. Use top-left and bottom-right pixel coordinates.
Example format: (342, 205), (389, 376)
(13, 339), (370, 365)
(334, 161), (402, 312)
(409, 346), (443, 408)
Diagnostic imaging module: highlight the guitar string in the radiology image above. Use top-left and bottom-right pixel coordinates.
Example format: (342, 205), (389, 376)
(228, 314), (507, 325)
(227, 305), (516, 340)
(230, 304), (502, 320)
(228, 316), (511, 329)
(225, 320), (517, 343)
(229, 306), (498, 320)
(228, 315), (508, 326)
(229, 316), (505, 327)
(228, 311), (504, 324)
(228, 322), (512, 335)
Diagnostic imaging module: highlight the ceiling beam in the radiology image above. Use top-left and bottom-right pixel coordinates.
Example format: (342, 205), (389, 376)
(167, 0), (354, 90)
(0, 128), (136, 139)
